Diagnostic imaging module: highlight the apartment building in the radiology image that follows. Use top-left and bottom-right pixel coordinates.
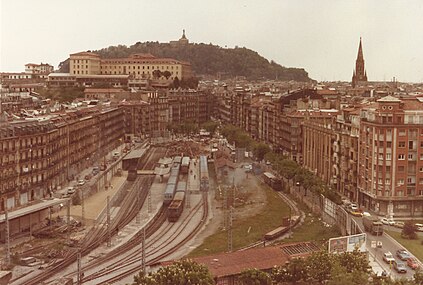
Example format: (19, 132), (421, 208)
(25, 63), (54, 75)
(0, 107), (124, 211)
(302, 110), (339, 185)
(359, 96), (423, 217)
(334, 108), (360, 202)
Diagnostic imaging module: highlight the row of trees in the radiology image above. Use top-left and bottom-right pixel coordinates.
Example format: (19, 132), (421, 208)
(220, 124), (342, 204)
(166, 120), (220, 137)
(131, 251), (423, 284)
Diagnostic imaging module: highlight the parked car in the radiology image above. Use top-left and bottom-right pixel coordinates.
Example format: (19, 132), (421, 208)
(77, 179), (85, 186)
(380, 218), (395, 226)
(407, 257), (420, 270)
(350, 203), (359, 211)
(415, 223), (423, 232)
(394, 221), (405, 228)
(350, 211), (363, 217)
(383, 252), (395, 264)
(393, 260), (407, 273)
(67, 187), (75, 195)
(396, 249), (411, 261)
(84, 174), (92, 181)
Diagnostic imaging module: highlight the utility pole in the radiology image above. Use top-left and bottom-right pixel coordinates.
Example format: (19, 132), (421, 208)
(228, 206), (233, 252)
(5, 208), (10, 265)
(136, 188), (141, 224)
(67, 199), (71, 242)
(141, 227), (146, 273)
(107, 196), (111, 247)
(81, 187), (85, 226)
(148, 187), (152, 214)
(77, 250), (82, 285)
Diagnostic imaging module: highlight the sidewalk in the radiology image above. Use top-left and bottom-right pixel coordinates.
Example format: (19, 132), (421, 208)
(55, 174), (126, 225)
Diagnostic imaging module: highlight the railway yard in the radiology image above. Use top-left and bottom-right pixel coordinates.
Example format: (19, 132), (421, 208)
(5, 139), (296, 285)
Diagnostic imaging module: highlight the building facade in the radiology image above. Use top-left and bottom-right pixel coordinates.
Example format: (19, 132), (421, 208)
(69, 52), (192, 81)
(0, 107), (124, 212)
(358, 96), (423, 217)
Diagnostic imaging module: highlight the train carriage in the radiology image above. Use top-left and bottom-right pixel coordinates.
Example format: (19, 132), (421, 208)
(173, 156), (182, 165)
(263, 172), (282, 191)
(176, 181), (187, 193)
(199, 155), (209, 191)
(181, 156), (190, 174)
(168, 191), (185, 222)
(164, 183), (177, 205)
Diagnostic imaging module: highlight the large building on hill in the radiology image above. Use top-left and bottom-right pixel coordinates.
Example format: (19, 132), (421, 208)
(69, 52), (192, 80)
(351, 37), (368, 88)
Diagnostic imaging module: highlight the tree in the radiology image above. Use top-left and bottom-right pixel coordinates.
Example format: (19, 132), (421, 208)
(237, 268), (271, 285)
(162, 70), (172, 79)
(272, 257), (307, 284)
(201, 121), (219, 134)
(253, 142), (271, 162)
(152, 69), (162, 79)
(172, 76), (180, 89)
(402, 221), (418, 239)
(305, 251), (333, 284)
(132, 260), (214, 285)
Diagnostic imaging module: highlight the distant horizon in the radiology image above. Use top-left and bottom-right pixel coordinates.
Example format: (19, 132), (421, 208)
(1, 0), (423, 82)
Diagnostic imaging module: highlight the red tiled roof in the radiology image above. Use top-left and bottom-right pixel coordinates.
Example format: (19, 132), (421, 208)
(70, 51), (100, 57)
(192, 246), (290, 278)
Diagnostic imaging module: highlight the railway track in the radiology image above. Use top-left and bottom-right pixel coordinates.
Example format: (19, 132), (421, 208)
(85, 191), (209, 284)
(14, 147), (164, 285)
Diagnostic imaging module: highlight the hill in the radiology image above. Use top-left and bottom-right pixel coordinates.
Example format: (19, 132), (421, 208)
(59, 41), (311, 81)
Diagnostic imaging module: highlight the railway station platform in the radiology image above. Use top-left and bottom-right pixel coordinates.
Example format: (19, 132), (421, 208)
(188, 158), (200, 193)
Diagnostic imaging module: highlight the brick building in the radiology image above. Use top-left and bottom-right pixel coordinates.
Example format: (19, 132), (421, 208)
(358, 96), (423, 217)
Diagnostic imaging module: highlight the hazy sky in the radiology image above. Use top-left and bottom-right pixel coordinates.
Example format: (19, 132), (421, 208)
(1, 0), (423, 82)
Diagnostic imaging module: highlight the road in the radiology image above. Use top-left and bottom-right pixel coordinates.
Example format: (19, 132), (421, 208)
(351, 215), (418, 280)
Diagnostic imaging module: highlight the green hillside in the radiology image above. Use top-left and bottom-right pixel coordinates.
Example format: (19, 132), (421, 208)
(59, 41), (311, 81)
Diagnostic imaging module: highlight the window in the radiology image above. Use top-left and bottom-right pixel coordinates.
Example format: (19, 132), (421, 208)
(398, 179), (405, 185)
(387, 141), (392, 148)
(420, 141), (423, 148)
(409, 141), (414, 149)
(385, 178), (390, 185)
(421, 153), (423, 160)
(420, 178), (423, 185)
(398, 165), (405, 172)
(379, 153), (384, 160)
(408, 154), (414, 160)
(378, 178), (383, 184)
(398, 154), (405, 160)
(420, 167), (423, 172)
(399, 129), (406, 136)
(399, 141), (405, 148)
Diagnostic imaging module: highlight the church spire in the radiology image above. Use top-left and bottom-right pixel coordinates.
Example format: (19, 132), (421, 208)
(352, 37), (368, 87)
(357, 37), (364, 60)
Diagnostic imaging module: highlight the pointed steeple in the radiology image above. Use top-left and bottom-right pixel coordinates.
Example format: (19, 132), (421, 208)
(357, 37), (364, 60)
(352, 37), (368, 87)
(181, 29), (187, 39)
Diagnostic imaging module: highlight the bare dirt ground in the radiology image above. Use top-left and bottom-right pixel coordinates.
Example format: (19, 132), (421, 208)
(186, 163), (267, 253)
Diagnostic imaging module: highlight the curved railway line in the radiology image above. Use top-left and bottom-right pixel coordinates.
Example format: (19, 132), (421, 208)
(90, 191), (209, 284)
(13, 147), (166, 285)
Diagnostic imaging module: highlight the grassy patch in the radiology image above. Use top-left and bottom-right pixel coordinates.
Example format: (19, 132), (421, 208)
(386, 230), (423, 261)
(188, 186), (290, 257)
(281, 214), (340, 248)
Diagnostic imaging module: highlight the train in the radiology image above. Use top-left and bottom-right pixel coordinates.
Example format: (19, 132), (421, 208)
(163, 156), (182, 205)
(263, 172), (282, 191)
(181, 156), (190, 174)
(199, 155), (209, 191)
(168, 181), (186, 222)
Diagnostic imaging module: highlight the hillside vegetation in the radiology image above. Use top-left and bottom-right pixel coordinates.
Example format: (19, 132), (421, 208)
(60, 42), (310, 81)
